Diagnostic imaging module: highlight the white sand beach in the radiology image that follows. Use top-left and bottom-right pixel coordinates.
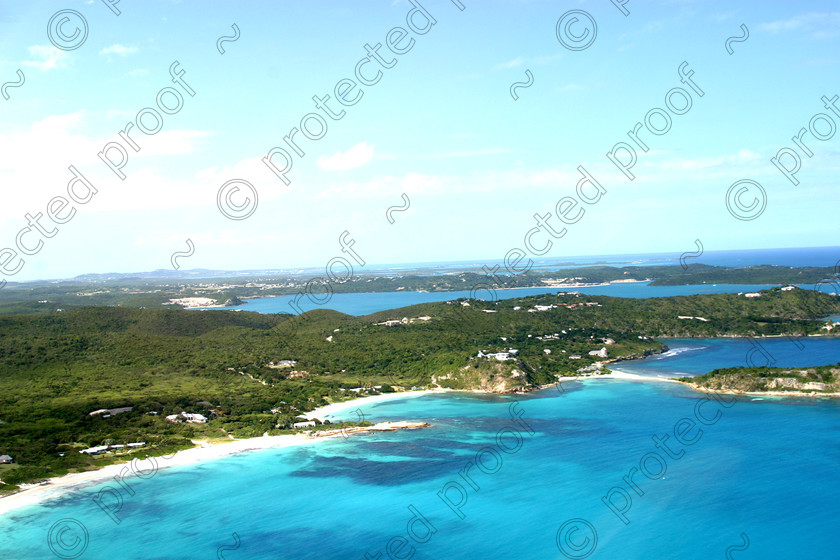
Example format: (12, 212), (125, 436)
(0, 432), (321, 517)
(0, 387), (442, 518)
(553, 369), (682, 384)
(303, 388), (451, 420)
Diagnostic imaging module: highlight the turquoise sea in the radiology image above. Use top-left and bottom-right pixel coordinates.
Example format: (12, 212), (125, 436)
(2, 337), (839, 559)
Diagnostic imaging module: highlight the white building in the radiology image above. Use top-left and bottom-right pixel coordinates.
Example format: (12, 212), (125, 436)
(166, 412), (207, 424)
(80, 446), (109, 455)
(588, 347), (608, 358)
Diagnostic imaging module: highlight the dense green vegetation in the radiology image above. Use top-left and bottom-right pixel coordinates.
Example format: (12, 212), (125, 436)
(684, 364), (840, 394)
(0, 286), (837, 489)
(0, 264), (836, 315)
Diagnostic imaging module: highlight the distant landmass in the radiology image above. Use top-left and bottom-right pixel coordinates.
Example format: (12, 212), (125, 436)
(0, 262), (837, 316)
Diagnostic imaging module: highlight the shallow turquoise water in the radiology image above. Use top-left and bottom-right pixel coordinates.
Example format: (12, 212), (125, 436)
(2, 337), (840, 559)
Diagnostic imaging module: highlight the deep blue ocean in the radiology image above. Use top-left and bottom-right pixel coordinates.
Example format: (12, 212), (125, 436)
(365, 245), (840, 274)
(2, 337), (839, 559)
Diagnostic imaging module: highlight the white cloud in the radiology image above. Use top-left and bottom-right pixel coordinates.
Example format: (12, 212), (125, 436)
(317, 172), (443, 199)
(0, 112), (217, 222)
(317, 142), (375, 171)
(758, 12), (840, 37)
(425, 148), (509, 159)
(138, 130), (213, 157)
(557, 84), (584, 93)
(495, 57), (524, 70)
(99, 44), (138, 56)
(494, 54), (562, 71)
(22, 45), (68, 71)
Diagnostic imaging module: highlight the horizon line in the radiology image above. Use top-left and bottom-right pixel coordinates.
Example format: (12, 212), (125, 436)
(5, 245), (839, 286)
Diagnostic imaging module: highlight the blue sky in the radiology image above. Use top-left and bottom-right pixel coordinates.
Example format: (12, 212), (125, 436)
(0, 0), (838, 281)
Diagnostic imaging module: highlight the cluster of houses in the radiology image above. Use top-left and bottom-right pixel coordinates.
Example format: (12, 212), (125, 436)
(339, 386), (383, 393)
(577, 362), (605, 374)
(477, 349), (519, 361)
(165, 412), (208, 424)
(267, 360), (297, 368)
(536, 332), (567, 341)
(564, 301), (601, 309)
(87, 405), (219, 425)
(522, 301), (601, 313)
(80, 442), (146, 455)
(376, 316), (432, 326)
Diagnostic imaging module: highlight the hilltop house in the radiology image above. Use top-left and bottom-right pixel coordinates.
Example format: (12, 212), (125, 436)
(0, 455), (12, 464)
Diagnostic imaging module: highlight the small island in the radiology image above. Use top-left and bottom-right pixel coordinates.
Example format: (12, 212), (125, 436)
(681, 364), (840, 397)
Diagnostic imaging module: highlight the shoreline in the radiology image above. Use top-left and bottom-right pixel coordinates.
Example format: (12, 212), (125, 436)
(552, 369), (683, 385)
(565, 368), (840, 398)
(303, 388), (452, 420)
(3, 372), (836, 517)
(680, 382), (840, 398)
(0, 396), (434, 518)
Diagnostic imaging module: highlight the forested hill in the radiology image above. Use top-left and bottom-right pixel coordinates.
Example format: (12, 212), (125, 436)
(0, 286), (837, 488)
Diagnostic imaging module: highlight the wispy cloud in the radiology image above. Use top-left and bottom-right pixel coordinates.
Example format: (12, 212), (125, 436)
(493, 54), (562, 71)
(317, 142), (375, 171)
(426, 148), (510, 159)
(495, 57), (525, 70)
(557, 84), (584, 93)
(758, 12), (840, 38)
(22, 45), (68, 71)
(99, 44), (138, 56)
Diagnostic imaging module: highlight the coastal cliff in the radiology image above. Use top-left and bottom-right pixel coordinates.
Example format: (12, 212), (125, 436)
(682, 364), (840, 396)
